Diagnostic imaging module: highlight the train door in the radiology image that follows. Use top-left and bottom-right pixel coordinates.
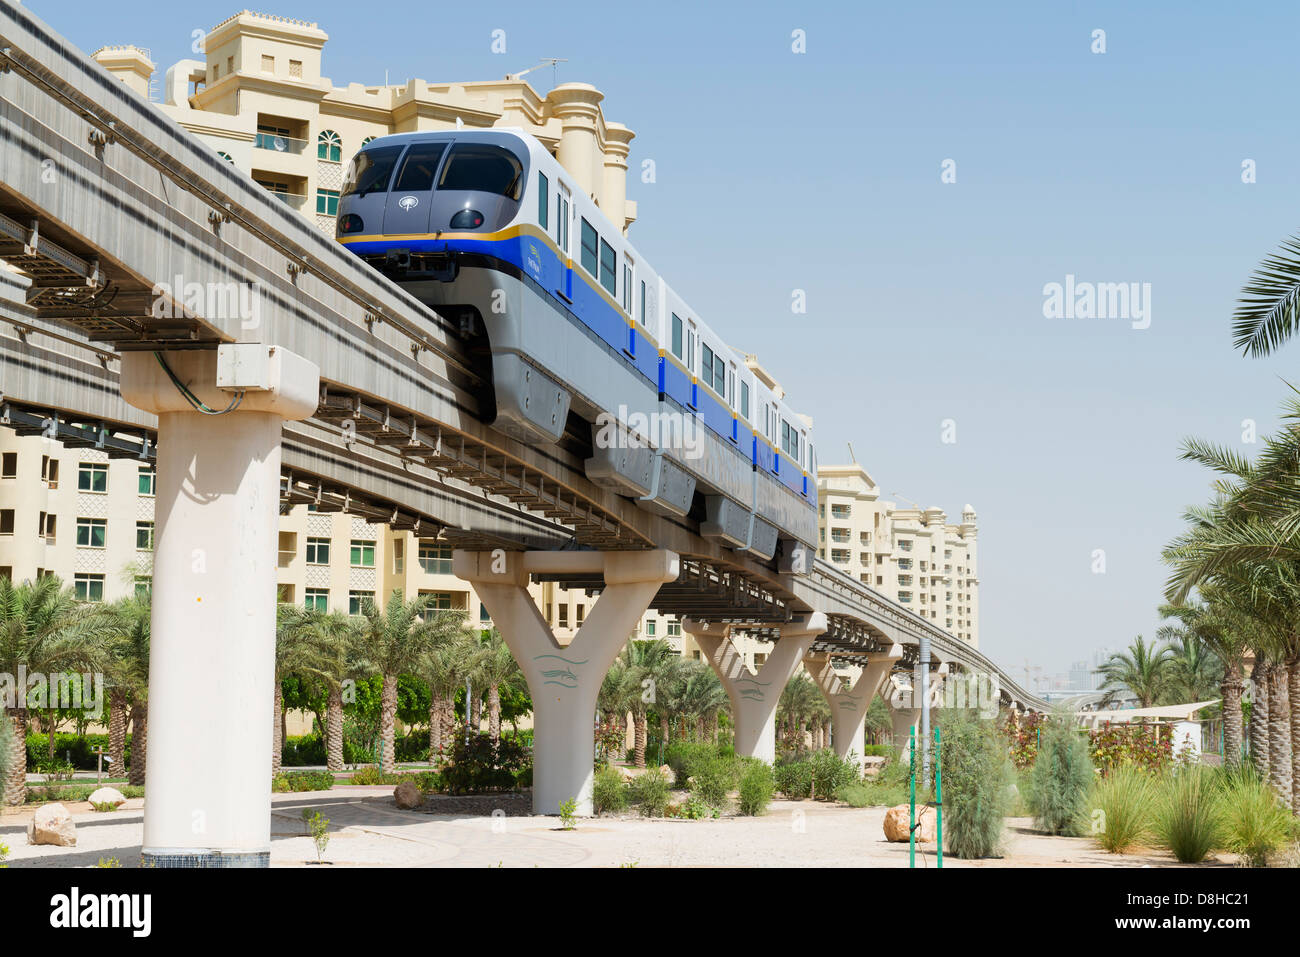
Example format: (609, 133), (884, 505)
(381, 141), (448, 235)
(556, 181), (573, 300)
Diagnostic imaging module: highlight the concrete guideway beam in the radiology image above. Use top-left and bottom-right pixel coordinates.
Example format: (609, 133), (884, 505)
(119, 346), (319, 868)
(453, 548), (679, 816)
(681, 613), (827, 763)
(804, 643), (903, 770)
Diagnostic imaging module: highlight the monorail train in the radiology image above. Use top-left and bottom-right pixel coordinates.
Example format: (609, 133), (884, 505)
(335, 128), (817, 566)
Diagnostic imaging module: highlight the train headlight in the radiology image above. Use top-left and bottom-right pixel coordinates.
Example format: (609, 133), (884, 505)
(449, 209), (485, 229)
(337, 214), (365, 235)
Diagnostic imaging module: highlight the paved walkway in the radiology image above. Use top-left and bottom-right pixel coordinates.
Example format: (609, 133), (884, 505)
(0, 790), (1202, 867)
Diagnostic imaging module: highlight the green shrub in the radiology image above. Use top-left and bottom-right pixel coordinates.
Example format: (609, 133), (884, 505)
(439, 733), (530, 794)
(348, 766), (404, 786)
(808, 749), (859, 800)
(938, 714), (1010, 859)
(862, 744), (891, 757)
(24, 784), (145, 805)
(664, 742), (718, 784)
(411, 770), (445, 794)
(628, 768), (670, 817)
(774, 760), (812, 799)
(593, 765), (628, 815)
(284, 770), (335, 792)
(836, 780), (907, 808)
(737, 761), (775, 816)
(1029, 719), (1094, 836)
(689, 753), (738, 809)
(1155, 767), (1222, 863)
(1093, 764), (1156, 852)
(90, 801), (118, 813)
(1217, 765), (1295, 866)
(674, 796), (717, 819)
(558, 798), (578, 829)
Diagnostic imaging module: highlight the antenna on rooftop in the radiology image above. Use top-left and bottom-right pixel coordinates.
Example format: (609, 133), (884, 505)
(506, 57), (568, 87)
(847, 442), (857, 464)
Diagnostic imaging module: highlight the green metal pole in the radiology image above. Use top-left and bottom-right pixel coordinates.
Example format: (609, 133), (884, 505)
(909, 725), (916, 869)
(934, 726), (943, 869)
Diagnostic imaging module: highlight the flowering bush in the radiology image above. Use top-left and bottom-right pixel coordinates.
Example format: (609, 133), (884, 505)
(1089, 723), (1173, 775)
(1000, 711), (1043, 770)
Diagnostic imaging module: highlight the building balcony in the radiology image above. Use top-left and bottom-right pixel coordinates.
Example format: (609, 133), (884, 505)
(254, 130), (308, 154)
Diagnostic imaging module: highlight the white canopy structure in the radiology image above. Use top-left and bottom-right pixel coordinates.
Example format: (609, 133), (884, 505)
(1076, 699), (1220, 729)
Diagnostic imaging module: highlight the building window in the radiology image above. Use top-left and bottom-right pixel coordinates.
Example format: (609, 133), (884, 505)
(831, 549), (850, 564)
(42, 456), (59, 488)
(38, 512), (55, 541)
(0, 509), (14, 535)
(898, 591), (913, 603)
(361, 136), (376, 146)
(420, 591), (453, 610)
(599, 237), (616, 296)
(480, 603), (491, 623)
(304, 588), (329, 612)
(666, 620), (681, 638)
(558, 604), (569, 628)
(580, 218), (599, 278)
(830, 527), (850, 543)
(537, 171), (548, 229)
(1, 452), (15, 478)
(418, 542), (452, 574)
(831, 504), (850, 519)
(137, 466), (155, 496)
(306, 537), (330, 565)
(75, 574), (105, 602)
(645, 620), (656, 637)
(289, 59), (303, 79)
(217, 151), (234, 163)
(135, 577), (152, 600)
(350, 539), (376, 567)
(316, 189), (340, 216)
(78, 463), (108, 493)
(898, 558), (913, 570)
(136, 521), (154, 551)
(393, 539), (404, 574)
(76, 518), (107, 549)
(349, 591), (375, 616)
(898, 539), (913, 551)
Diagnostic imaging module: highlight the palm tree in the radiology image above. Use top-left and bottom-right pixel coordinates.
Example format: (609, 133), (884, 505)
(1097, 636), (1173, 708)
(357, 591), (461, 773)
(678, 662), (728, 742)
(779, 673), (821, 751)
(619, 639), (679, 767)
(1155, 613), (1221, 706)
(472, 629), (522, 745)
(419, 627), (476, 764)
(106, 597), (151, 788)
(279, 609), (364, 773)
(272, 605), (340, 776)
(0, 577), (115, 805)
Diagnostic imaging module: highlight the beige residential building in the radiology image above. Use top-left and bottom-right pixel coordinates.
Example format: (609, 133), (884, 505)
(817, 463), (980, 648)
(91, 10), (637, 237)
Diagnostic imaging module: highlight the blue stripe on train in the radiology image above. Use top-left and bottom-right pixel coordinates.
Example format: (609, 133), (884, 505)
(347, 233), (816, 508)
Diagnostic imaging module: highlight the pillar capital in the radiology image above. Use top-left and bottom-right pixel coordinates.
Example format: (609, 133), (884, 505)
(120, 345), (319, 420)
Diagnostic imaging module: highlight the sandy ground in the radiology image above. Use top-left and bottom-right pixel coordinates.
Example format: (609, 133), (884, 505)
(0, 788), (1223, 868)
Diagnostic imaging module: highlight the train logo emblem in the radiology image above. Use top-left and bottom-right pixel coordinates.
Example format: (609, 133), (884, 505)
(398, 195), (419, 210)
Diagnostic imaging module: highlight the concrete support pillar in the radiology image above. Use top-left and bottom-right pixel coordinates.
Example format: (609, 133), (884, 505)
(120, 346), (318, 867)
(548, 83), (604, 202)
(682, 613), (827, 763)
(805, 643), (903, 770)
(454, 549), (678, 815)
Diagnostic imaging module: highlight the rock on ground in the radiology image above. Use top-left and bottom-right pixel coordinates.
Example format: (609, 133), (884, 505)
(27, 802), (77, 847)
(883, 803), (935, 843)
(88, 787), (127, 808)
(393, 780), (423, 809)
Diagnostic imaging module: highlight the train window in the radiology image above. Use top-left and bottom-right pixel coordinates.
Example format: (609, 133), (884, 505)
(782, 419), (800, 461)
(580, 219), (599, 277)
(701, 344), (726, 399)
(639, 280), (647, 326)
(394, 143), (448, 192)
(671, 313), (683, 358)
(686, 325), (696, 372)
(342, 144), (404, 197)
(556, 187), (570, 254)
(438, 144), (524, 199)
(537, 172), (549, 229)
(741, 380), (750, 419)
(599, 238), (617, 296)
(622, 262), (633, 313)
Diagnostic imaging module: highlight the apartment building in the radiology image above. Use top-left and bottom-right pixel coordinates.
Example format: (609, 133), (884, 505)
(90, 10), (637, 237)
(816, 463), (980, 648)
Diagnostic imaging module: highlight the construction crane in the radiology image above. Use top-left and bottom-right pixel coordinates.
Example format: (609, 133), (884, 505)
(505, 58), (568, 85)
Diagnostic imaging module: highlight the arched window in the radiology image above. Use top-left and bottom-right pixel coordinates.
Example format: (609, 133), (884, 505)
(317, 130), (342, 163)
(216, 151), (235, 163)
(361, 135), (376, 147)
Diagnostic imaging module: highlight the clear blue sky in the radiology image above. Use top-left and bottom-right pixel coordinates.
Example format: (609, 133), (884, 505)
(33, 0), (1300, 680)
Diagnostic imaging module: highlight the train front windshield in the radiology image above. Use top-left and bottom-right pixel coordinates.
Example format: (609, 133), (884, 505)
(342, 145), (403, 197)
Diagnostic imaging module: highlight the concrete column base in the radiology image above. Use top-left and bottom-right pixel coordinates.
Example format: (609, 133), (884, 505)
(683, 613), (827, 763)
(806, 643), (903, 770)
(121, 347), (318, 868)
(454, 549), (679, 815)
